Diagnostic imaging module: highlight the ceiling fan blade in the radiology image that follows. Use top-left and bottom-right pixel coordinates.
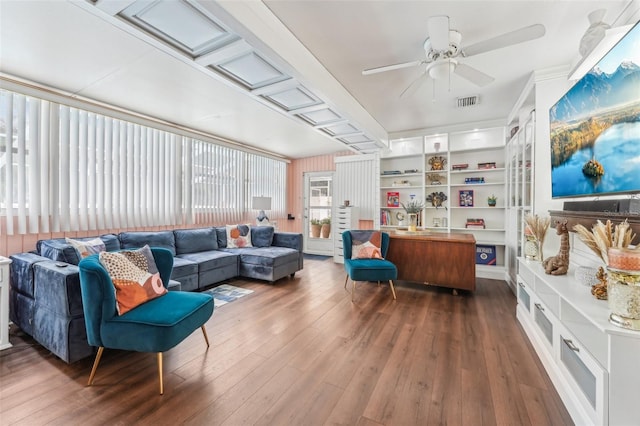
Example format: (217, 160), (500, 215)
(400, 72), (428, 98)
(454, 63), (495, 87)
(462, 24), (546, 57)
(362, 60), (424, 75)
(427, 15), (450, 51)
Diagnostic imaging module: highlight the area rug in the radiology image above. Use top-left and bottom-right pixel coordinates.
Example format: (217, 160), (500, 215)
(303, 253), (332, 261)
(203, 284), (254, 307)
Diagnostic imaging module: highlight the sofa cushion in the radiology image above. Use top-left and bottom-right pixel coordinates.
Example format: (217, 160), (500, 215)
(38, 239), (83, 264)
(220, 247), (299, 268)
(119, 231), (176, 256)
(178, 250), (238, 272)
(251, 226), (275, 248)
(99, 247), (167, 315)
(174, 227), (218, 255)
(350, 230), (383, 260)
(226, 224), (252, 248)
(171, 256), (198, 279)
(66, 237), (106, 259)
(215, 227), (227, 248)
(38, 235), (121, 265)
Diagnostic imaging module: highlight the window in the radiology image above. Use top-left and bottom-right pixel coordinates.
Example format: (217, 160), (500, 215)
(0, 89), (286, 235)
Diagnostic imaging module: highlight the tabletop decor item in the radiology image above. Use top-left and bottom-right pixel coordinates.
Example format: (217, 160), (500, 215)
(543, 220), (570, 275)
(573, 219), (637, 300)
(524, 214), (551, 261)
(607, 248), (640, 330)
(428, 156), (447, 171)
(426, 191), (447, 208)
(401, 199), (425, 232)
(487, 194), (497, 207)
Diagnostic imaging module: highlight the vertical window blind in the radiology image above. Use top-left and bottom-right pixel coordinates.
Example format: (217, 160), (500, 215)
(0, 89), (286, 235)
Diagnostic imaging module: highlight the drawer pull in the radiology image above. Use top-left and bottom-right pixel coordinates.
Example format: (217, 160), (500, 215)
(563, 338), (580, 352)
(534, 303), (544, 312)
(518, 282), (525, 288)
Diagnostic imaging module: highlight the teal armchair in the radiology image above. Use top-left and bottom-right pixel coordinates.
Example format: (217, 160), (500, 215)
(342, 231), (397, 301)
(78, 248), (214, 394)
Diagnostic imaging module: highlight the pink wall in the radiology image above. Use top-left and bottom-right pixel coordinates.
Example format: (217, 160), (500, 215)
(0, 151), (374, 257)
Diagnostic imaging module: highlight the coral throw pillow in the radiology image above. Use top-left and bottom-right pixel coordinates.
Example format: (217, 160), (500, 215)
(226, 224), (253, 248)
(99, 245), (167, 315)
(351, 230), (384, 259)
(66, 237), (106, 259)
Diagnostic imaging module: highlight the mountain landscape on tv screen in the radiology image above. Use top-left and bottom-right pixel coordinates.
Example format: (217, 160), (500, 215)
(550, 61), (640, 122)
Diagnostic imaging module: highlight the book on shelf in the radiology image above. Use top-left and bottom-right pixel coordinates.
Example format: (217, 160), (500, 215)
(386, 191), (400, 207)
(380, 210), (392, 226)
(464, 177), (485, 184)
(476, 245), (497, 265)
(477, 162), (497, 169)
(382, 170), (402, 175)
(452, 163), (469, 170)
(465, 218), (485, 229)
(404, 169), (419, 174)
(459, 190), (474, 207)
(465, 224), (486, 229)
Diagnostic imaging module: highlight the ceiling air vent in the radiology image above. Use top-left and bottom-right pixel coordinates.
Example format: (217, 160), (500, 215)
(456, 95), (479, 108)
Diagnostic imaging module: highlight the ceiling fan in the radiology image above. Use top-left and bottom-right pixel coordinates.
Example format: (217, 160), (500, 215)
(362, 16), (546, 97)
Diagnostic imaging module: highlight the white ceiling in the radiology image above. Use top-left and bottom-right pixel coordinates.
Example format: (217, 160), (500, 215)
(0, 0), (635, 159)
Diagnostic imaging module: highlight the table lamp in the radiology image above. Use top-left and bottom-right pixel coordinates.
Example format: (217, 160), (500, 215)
(252, 196), (271, 225)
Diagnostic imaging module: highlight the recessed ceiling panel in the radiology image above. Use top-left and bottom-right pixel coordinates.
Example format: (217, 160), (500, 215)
(262, 86), (321, 111)
(298, 107), (342, 125)
(321, 122), (359, 136)
(215, 52), (288, 89)
(338, 134), (372, 144)
(120, 0), (234, 57)
(349, 142), (379, 151)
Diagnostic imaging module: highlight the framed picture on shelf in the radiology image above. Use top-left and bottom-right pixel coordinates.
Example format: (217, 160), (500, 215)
(386, 191), (400, 207)
(459, 190), (474, 207)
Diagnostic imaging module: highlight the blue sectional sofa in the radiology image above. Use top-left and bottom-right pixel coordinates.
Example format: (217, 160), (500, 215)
(9, 226), (303, 363)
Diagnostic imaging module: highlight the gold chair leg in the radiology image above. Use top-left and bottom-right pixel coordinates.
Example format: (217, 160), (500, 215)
(352, 280), (356, 301)
(201, 325), (210, 347)
(87, 346), (104, 386)
(158, 352), (164, 395)
(344, 274), (349, 289)
(389, 280), (397, 300)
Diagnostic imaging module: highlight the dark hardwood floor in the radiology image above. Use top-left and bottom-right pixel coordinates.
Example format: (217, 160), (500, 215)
(0, 257), (572, 425)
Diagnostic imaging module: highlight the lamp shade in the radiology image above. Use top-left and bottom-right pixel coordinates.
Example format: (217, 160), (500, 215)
(252, 196), (272, 211)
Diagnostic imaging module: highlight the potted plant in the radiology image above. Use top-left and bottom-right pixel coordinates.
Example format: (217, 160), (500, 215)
(401, 200), (425, 231)
(310, 219), (321, 238)
(320, 217), (331, 238)
(487, 194), (497, 207)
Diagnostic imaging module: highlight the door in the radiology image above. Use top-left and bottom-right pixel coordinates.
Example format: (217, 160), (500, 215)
(303, 172), (334, 255)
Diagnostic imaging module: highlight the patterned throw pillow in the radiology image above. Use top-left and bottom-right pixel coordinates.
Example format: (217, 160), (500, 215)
(66, 237), (106, 259)
(351, 230), (384, 260)
(226, 224), (253, 248)
(99, 245), (167, 315)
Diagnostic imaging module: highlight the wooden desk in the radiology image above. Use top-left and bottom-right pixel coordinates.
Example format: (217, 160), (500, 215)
(385, 232), (476, 292)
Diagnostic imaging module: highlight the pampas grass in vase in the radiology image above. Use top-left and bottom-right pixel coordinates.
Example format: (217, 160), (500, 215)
(524, 214), (551, 261)
(573, 219), (636, 265)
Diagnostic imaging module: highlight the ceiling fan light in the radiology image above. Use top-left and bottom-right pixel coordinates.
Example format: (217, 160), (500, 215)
(428, 60), (456, 80)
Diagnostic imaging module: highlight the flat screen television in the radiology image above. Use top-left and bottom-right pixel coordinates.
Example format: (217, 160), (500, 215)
(549, 22), (640, 198)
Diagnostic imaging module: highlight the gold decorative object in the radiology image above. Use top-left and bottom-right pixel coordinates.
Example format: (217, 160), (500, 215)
(427, 173), (446, 185)
(428, 156), (447, 171)
(543, 220), (570, 275)
(426, 191), (447, 208)
(591, 266), (608, 300)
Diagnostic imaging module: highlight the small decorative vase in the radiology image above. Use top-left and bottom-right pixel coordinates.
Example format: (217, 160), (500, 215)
(408, 213), (418, 232)
(575, 266), (601, 287)
(607, 268), (640, 330)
